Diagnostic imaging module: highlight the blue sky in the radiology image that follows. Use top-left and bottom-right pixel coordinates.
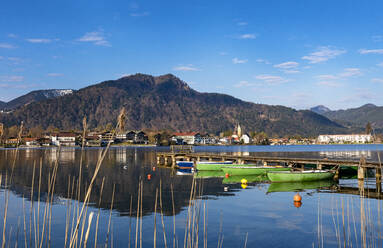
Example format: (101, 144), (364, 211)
(1, 0), (383, 110)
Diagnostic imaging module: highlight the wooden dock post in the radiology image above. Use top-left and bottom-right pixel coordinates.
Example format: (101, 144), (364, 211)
(157, 156), (161, 165)
(358, 157), (366, 180)
(197, 156), (200, 162)
(209, 157), (213, 162)
(171, 155), (176, 168)
(317, 163), (322, 170)
(358, 166), (366, 180)
(376, 167), (382, 193)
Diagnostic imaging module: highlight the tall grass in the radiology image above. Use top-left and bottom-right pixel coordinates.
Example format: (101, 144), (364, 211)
(0, 109), (212, 248)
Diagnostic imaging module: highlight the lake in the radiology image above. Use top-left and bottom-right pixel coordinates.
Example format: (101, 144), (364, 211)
(0, 144), (383, 247)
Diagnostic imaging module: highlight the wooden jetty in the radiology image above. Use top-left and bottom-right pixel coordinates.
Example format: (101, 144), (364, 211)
(157, 146), (382, 183)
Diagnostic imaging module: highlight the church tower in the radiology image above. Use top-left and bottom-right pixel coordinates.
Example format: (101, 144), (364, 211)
(237, 123), (242, 137)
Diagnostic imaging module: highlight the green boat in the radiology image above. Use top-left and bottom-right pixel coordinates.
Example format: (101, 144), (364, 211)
(194, 170), (226, 179)
(267, 170), (335, 182)
(196, 163), (255, 171)
(222, 166), (290, 176)
(267, 180), (335, 193)
(222, 174), (268, 184)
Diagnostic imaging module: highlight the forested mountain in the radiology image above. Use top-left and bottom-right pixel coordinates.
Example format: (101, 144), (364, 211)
(323, 104), (383, 129)
(0, 89), (73, 110)
(310, 105), (331, 115)
(0, 73), (347, 136)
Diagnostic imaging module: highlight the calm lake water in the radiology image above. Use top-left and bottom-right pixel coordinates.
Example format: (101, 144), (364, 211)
(1, 144), (383, 247)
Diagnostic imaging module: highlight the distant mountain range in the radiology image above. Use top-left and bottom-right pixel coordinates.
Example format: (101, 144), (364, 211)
(0, 89), (73, 111)
(320, 104), (383, 130)
(310, 105), (331, 115)
(0, 74), (347, 136)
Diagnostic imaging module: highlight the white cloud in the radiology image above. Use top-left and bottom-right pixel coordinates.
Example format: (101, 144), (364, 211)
(317, 81), (342, 87)
(317, 74), (338, 80)
(77, 31), (110, 46)
(283, 70), (301, 74)
(0, 43), (16, 49)
(234, 81), (253, 88)
(371, 78), (383, 83)
(377, 62), (383, 67)
(302, 46), (346, 64)
(237, 22), (248, 26)
(130, 11), (150, 17)
(47, 73), (63, 77)
(0, 75), (24, 82)
(339, 68), (361, 77)
(256, 59), (271, 64)
(255, 74), (289, 84)
(316, 68), (361, 82)
(8, 34), (17, 38)
(232, 58), (248, 64)
(173, 65), (200, 71)
(274, 61), (299, 69)
(239, 34), (256, 39)
(359, 49), (383, 54)
(26, 38), (52, 43)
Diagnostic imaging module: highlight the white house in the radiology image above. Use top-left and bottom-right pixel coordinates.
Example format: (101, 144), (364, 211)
(51, 133), (77, 146)
(317, 134), (372, 144)
(240, 134), (251, 144)
(173, 132), (200, 145)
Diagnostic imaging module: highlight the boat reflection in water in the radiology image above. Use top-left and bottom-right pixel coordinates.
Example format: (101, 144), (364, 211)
(267, 180), (336, 193)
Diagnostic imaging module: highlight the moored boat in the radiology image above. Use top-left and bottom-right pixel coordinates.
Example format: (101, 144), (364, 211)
(176, 161), (194, 169)
(222, 166), (290, 176)
(196, 162), (252, 171)
(267, 170), (335, 182)
(222, 174), (268, 184)
(194, 170), (226, 178)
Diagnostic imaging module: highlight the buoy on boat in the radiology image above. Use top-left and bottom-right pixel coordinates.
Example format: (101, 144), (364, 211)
(241, 178), (248, 184)
(225, 173), (230, 178)
(293, 193), (302, 202)
(147, 174), (152, 180)
(224, 186), (229, 192)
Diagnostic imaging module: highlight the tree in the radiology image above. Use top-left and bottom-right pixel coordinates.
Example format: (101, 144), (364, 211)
(366, 122), (372, 134)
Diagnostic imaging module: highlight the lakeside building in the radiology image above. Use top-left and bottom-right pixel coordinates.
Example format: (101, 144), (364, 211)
(317, 134), (372, 144)
(172, 132), (200, 145)
(116, 131), (149, 144)
(51, 133), (77, 146)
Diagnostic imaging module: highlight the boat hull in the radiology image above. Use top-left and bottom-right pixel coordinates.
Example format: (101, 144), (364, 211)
(196, 163), (254, 171)
(222, 166), (290, 176)
(267, 170), (335, 182)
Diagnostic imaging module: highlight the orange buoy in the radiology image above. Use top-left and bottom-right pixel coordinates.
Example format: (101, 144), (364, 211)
(294, 201), (302, 208)
(147, 174), (152, 180)
(293, 193), (302, 202)
(152, 166), (156, 171)
(225, 173), (230, 178)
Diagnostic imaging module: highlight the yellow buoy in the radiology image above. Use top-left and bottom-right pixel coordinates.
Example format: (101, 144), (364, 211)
(241, 183), (247, 189)
(241, 178), (248, 184)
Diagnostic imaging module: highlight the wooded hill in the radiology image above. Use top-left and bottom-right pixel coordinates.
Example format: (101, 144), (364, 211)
(0, 73), (348, 136)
